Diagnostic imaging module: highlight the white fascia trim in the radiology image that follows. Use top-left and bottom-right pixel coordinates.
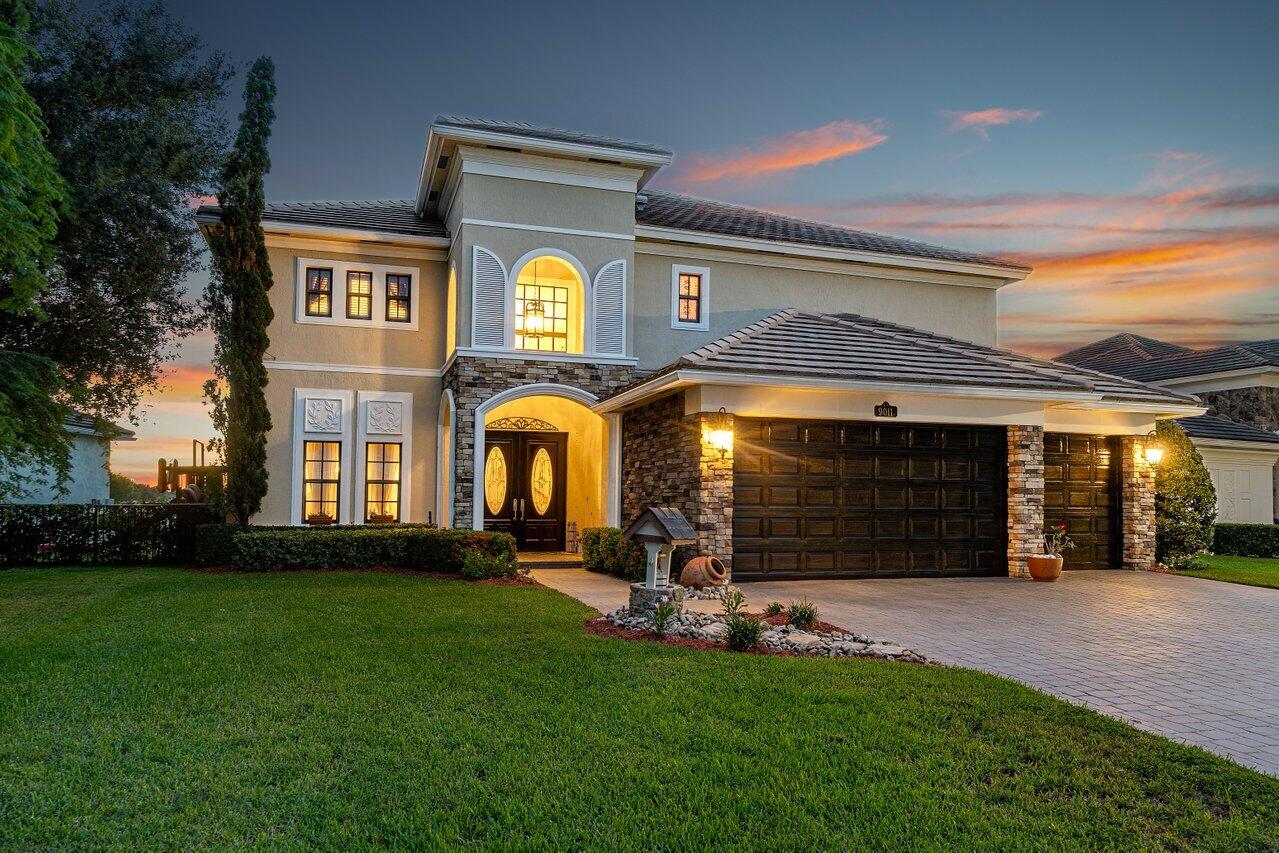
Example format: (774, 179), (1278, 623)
(1190, 436), (1279, 452)
(593, 369), (1103, 413)
(447, 347), (638, 369)
(260, 219), (449, 248)
(434, 125), (672, 170)
(459, 156), (639, 194)
(1051, 400), (1207, 416)
(264, 234), (448, 262)
(460, 218), (634, 242)
(634, 225), (1029, 283)
(670, 263), (710, 331)
(1156, 367), (1279, 388)
(267, 360), (442, 378)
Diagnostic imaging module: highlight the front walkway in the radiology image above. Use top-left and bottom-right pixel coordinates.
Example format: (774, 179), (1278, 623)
(533, 568), (1279, 776)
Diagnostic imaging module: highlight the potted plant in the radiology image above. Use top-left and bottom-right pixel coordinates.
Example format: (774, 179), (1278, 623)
(305, 512), (335, 526)
(1028, 524), (1074, 581)
(367, 512), (396, 525)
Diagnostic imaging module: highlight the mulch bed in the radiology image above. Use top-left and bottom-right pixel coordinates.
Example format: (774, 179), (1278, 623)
(584, 616), (803, 656)
(187, 565), (543, 586)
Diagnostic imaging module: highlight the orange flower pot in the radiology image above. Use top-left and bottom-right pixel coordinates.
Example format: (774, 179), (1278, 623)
(1027, 555), (1064, 582)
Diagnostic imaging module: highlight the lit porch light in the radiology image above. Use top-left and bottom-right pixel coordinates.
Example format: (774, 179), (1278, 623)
(1142, 430), (1164, 465)
(707, 407), (734, 457)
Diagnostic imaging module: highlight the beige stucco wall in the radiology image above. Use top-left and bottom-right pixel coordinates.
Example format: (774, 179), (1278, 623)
(260, 368), (442, 525)
(1195, 443), (1279, 523)
(632, 250), (1000, 369)
(264, 244), (448, 370)
(457, 172), (635, 236)
(484, 395), (607, 532)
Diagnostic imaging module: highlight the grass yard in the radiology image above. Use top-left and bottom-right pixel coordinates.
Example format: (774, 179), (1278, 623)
(0, 568), (1276, 848)
(1179, 555), (1279, 590)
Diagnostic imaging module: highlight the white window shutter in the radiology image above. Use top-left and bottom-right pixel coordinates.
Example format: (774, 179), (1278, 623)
(471, 246), (507, 348)
(592, 259), (626, 356)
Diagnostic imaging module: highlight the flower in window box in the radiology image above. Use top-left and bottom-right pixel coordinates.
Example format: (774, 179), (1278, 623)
(306, 512), (335, 526)
(367, 513), (396, 525)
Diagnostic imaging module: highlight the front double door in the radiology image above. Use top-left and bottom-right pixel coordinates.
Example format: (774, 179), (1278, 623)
(482, 430), (568, 551)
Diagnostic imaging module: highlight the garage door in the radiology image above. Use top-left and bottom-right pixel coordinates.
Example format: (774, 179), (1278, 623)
(733, 419), (1006, 580)
(1043, 433), (1119, 570)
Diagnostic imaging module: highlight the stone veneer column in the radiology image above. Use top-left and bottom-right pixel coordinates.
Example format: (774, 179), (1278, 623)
(1119, 435), (1157, 570)
(1006, 424), (1044, 579)
(619, 392), (733, 575)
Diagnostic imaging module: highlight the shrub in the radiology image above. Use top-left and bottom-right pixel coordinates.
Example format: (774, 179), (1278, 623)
(199, 525), (515, 572)
(461, 548), (519, 580)
(1165, 554), (1206, 572)
(194, 523), (238, 567)
(1212, 523), (1279, 557)
(581, 527), (645, 582)
(726, 615), (765, 652)
(787, 598), (819, 630)
(764, 601), (783, 617)
(721, 589), (745, 618)
(652, 601), (676, 637)
(1155, 420), (1217, 562)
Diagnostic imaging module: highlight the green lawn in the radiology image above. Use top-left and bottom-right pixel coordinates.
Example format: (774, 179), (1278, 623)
(1179, 555), (1279, 590)
(0, 569), (1275, 848)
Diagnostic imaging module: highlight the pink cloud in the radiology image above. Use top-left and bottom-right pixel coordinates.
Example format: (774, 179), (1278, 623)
(668, 119), (888, 184)
(942, 108), (1043, 139)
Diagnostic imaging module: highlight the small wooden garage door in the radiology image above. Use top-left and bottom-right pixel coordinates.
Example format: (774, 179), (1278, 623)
(1043, 433), (1120, 570)
(732, 419), (1006, 580)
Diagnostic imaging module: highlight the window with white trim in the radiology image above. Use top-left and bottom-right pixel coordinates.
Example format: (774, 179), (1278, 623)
(364, 442), (401, 522)
(346, 271), (372, 319)
(670, 264), (710, 331)
(386, 273), (411, 322)
(294, 257), (418, 330)
(306, 267), (333, 317)
(302, 440), (341, 524)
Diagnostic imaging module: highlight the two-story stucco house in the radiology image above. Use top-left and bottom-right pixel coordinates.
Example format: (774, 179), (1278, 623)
(198, 116), (1203, 580)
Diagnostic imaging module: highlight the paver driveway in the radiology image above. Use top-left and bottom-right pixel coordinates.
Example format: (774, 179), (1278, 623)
(743, 570), (1279, 776)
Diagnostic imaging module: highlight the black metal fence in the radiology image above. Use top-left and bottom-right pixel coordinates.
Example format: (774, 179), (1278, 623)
(0, 503), (219, 568)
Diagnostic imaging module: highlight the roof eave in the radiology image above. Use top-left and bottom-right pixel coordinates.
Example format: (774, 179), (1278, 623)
(196, 209), (450, 249)
(633, 225), (1031, 283)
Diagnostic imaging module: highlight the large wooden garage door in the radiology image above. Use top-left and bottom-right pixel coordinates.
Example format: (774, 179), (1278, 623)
(733, 419), (1006, 580)
(1043, 433), (1120, 570)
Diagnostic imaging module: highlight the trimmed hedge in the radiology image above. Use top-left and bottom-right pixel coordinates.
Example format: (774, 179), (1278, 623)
(194, 524), (515, 572)
(581, 527), (645, 582)
(1212, 523), (1279, 558)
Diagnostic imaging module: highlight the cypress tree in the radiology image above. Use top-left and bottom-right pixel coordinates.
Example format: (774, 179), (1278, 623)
(1154, 419), (1217, 563)
(205, 58), (276, 525)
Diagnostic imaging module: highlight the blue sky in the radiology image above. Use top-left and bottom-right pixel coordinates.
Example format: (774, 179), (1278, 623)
(113, 0), (1279, 480)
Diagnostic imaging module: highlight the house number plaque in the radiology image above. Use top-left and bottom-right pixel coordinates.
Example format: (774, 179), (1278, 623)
(874, 401), (898, 418)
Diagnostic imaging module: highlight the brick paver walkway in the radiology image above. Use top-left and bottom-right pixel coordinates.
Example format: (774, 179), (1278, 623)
(534, 568), (1279, 776)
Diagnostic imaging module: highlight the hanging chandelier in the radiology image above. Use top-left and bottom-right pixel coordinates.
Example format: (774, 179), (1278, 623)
(523, 259), (546, 339)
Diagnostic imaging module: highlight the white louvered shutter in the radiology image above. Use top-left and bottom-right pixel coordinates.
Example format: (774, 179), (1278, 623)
(592, 259), (626, 356)
(471, 246), (507, 348)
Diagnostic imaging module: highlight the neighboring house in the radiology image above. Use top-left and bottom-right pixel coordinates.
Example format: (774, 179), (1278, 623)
(1, 413), (135, 504)
(197, 116), (1201, 580)
(1059, 334), (1279, 523)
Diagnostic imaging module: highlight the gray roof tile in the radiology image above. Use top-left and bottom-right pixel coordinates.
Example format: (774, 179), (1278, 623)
(434, 116), (672, 158)
(1177, 414), (1279, 445)
(1059, 334), (1279, 383)
(611, 310), (1197, 407)
(1056, 333), (1193, 374)
(199, 200), (448, 239)
(636, 190), (1029, 270)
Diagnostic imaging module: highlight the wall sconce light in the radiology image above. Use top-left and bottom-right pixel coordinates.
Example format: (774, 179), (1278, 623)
(1142, 430), (1164, 465)
(707, 407), (733, 457)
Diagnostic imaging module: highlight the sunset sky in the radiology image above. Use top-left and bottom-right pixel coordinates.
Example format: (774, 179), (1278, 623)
(109, 0), (1279, 482)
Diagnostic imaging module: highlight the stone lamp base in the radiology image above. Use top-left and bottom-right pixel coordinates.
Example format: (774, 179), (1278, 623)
(629, 584), (686, 614)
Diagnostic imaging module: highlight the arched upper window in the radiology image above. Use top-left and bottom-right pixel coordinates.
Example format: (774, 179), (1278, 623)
(513, 256), (584, 354)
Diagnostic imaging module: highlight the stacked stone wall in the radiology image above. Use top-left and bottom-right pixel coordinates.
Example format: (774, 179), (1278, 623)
(1006, 425), (1045, 578)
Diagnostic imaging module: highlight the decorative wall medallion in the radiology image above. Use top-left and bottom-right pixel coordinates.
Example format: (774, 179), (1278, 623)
(485, 416), (558, 431)
(367, 400), (404, 435)
(304, 398), (342, 433)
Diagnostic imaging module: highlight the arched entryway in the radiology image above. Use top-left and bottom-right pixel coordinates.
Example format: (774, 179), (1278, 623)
(471, 383), (615, 552)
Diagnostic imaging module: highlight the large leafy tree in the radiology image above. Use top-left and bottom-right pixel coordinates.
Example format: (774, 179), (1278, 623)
(1154, 419), (1217, 563)
(204, 57), (275, 526)
(0, 0), (69, 500)
(0, 0), (231, 422)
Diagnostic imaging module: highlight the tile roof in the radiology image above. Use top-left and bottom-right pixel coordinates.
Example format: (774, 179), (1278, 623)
(66, 411), (135, 439)
(1120, 341), (1279, 382)
(1177, 414), (1279, 445)
(198, 200), (448, 239)
(1056, 333), (1193, 374)
(636, 190), (1028, 271)
(433, 116), (672, 158)
(611, 310), (1197, 407)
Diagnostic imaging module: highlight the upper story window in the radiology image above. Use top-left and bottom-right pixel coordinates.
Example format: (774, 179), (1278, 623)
(386, 274), (411, 322)
(513, 256), (583, 353)
(671, 264), (710, 331)
(294, 257), (418, 330)
(306, 267), (333, 317)
(346, 271), (372, 319)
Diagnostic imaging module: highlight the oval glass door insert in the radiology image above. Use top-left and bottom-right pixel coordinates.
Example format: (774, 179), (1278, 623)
(484, 446), (507, 516)
(530, 447), (553, 516)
